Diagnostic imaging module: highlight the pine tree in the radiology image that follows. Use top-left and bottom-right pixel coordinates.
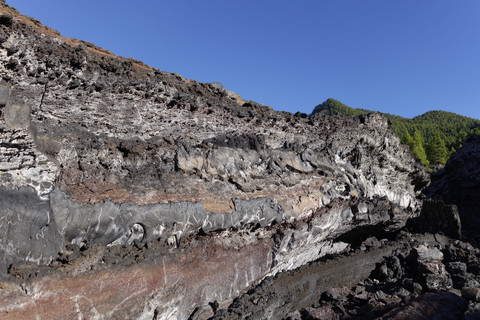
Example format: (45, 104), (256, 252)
(400, 128), (414, 148)
(456, 130), (468, 150)
(310, 100), (480, 165)
(448, 146), (456, 159)
(428, 133), (447, 165)
(411, 130), (429, 166)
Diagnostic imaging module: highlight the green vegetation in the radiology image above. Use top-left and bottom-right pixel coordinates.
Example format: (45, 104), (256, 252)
(311, 98), (371, 116)
(312, 98), (480, 167)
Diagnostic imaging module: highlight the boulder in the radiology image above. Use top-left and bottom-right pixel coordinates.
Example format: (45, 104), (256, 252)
(301, 306), (339, 320)
(407, 199), (461, 239)
(462, 287), (480, 302)
(381, 292), (468, 320)
(411, 244), (452, 291)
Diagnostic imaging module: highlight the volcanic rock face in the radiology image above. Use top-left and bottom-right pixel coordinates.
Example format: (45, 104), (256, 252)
(426, 134), (480, 239)
(0, 3), (430, 320)
(211, 234), (480, 319)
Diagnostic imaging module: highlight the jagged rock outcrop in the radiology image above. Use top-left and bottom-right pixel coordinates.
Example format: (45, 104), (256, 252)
(215, 234), (478, 320)
(0, 3), (431, 319)
(426, 134), (480, 240)
(406, 198), (461, 239)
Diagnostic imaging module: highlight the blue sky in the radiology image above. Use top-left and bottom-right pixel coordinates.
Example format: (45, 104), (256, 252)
(7, 1), (480, 119)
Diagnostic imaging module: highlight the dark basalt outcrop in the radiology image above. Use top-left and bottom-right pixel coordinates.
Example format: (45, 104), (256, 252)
(406, 198), (461, 239)
(210, 234), (480, 319)
(0, 2), (476, 320)
(426, 134), (480, 240)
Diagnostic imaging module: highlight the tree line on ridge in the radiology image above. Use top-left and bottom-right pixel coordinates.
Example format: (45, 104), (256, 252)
(311, 98), (480, 169)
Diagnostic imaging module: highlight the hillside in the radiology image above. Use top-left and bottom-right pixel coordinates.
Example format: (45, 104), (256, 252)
(312, 98), (480, 167)
(0, 3), (425, 319)
(3, 2), (480, 319)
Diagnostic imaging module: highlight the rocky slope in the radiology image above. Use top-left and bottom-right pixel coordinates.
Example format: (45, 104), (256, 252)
(0, 3), (459, 320)
(210, 233), (480, 320)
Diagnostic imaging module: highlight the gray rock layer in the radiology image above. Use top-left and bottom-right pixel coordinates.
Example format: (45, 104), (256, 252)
(0, 186), (63, 271)
(0, 4), (430, 319)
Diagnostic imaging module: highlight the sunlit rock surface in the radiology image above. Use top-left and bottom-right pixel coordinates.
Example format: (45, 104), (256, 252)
(0, 3), (430, 319)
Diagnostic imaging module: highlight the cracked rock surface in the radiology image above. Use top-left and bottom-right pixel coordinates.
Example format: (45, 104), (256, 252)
(0, 3), (443, 320)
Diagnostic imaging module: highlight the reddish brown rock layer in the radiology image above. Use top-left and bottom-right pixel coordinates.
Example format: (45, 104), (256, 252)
(0, 238), (273, 320)
(0, 2), (432, 319)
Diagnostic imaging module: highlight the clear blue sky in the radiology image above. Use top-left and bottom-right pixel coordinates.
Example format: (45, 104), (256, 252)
(7, 0), (480, 119)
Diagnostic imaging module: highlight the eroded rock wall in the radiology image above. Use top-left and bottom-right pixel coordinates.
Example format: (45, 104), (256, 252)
(0, 3), (429, 319)
(426, 134), (480, 239)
